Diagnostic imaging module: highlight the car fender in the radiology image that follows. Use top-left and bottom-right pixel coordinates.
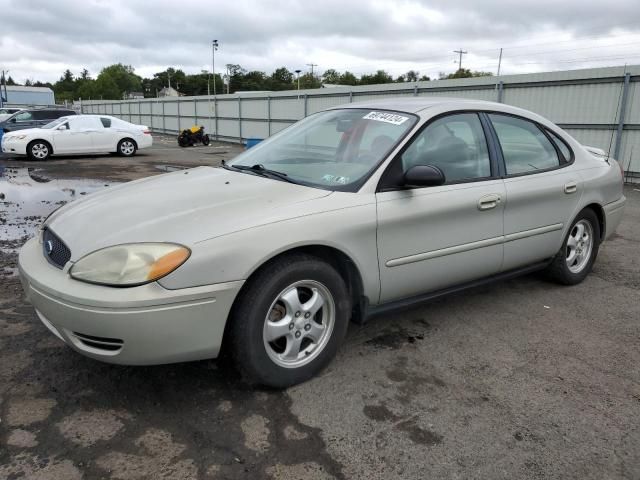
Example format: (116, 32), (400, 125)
(158, 193), (380, 302)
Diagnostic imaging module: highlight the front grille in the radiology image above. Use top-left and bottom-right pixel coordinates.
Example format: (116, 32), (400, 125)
(42, 228), (71, 269)
(72, 332), (124, 352)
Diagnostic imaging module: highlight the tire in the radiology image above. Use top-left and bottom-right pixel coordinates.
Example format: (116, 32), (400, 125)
(27, 140), (51, 161)
(228, 253), (351, 388)
(117, 138), (137, 156)
(178, 135), (189, 147)
(202, 134), (210, 146)
(545, 208), (600, 285)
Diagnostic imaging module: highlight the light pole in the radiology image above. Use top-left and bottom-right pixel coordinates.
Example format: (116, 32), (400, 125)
(294, 70), (302, 100)
(212, 40), (219, 96)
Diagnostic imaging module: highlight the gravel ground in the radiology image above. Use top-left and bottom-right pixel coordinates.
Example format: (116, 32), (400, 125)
(1, 137), (639, 479)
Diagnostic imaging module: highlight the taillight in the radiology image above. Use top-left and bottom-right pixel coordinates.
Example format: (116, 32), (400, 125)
(143, 130), (151, 135)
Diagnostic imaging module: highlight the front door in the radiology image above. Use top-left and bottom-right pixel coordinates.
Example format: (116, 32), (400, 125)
(52, 117), (95, 153)
(8, 111), (36, 131)
(376, 112), (505, 303)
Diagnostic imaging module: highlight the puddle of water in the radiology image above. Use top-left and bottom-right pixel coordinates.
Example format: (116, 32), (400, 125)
(155, 164), (187, 173)
(0, 166), (117, 251)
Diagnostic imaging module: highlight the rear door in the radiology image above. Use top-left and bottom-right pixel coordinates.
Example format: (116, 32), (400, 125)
(91, 117), (119, 151)
(32, 110), (58, 126)
(376, 112), (505, 303)
(487, 113), (581, 271)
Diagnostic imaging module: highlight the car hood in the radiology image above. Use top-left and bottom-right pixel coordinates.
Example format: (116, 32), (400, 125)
(3, 127), (45, 137)
(47, 166), (332, 260)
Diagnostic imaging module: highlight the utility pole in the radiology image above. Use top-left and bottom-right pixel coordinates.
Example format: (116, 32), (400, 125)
(453, 49), (467, 71)
(496, 48), (503, 77)
(0, 70), (5, 108)
(212, 39), (219, 96)
(306, 63), (318, 75)
(167, 71), (171, 89)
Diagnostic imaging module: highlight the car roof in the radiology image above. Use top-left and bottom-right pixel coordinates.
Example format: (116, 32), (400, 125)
(333, 96), (556, 128)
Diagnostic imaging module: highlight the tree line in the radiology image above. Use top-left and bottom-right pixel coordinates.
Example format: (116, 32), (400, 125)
(6, 63), (493, 101)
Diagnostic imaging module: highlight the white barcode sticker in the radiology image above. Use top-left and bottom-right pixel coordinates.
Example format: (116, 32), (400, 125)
(362, 111), (409, 125)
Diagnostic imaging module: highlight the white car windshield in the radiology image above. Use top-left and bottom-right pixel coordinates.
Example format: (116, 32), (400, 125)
(41, 118), (68, 129)
(227, 108), (417, 191)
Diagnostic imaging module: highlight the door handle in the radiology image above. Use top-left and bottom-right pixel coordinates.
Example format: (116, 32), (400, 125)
(564, 181), (577, 194)
(478, 193), (501, 211)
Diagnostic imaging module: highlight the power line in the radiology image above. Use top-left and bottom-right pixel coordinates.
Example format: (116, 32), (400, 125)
(316, 34), (640, 75)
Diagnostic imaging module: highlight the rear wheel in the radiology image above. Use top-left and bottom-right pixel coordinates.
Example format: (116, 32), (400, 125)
(546, 208), (600, 285)
(229, 254), (350, 388)
(27, 140), (51, 161)
(117, 138), (137, 156)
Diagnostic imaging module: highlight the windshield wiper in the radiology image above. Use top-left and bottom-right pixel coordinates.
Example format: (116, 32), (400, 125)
(226, 163), (299, 184)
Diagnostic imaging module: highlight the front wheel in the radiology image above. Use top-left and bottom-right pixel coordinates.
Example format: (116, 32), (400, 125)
(27, 140), (51, 161)
(228, 254), (350, 388)
(546, 208), (600, 285)
(202, 134), (210, 146)
(117, 138), (137, 156)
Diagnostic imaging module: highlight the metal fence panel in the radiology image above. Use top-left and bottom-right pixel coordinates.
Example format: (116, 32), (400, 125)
(78, 65), (640, 174)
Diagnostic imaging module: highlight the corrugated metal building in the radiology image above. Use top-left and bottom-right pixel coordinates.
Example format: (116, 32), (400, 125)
(2, 86), (55, 106)
(79, 64), (640, 176)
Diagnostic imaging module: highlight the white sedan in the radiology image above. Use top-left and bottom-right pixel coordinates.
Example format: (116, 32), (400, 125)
(1, 115), (153, 160)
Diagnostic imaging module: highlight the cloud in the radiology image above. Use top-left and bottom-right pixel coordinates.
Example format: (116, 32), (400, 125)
(1, 0), (640, 83)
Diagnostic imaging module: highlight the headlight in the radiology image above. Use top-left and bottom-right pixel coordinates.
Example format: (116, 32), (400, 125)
(12, 135), (27, 140)
(69, 243), (190, 287)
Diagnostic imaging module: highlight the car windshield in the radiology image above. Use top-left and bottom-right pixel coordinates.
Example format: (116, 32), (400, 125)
(227, 108), (417, 191)
(41, 118), (67, 129)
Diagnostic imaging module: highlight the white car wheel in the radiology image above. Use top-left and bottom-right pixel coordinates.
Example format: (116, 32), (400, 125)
(118, 139), (137, 157)
(28, 141), (51, 161)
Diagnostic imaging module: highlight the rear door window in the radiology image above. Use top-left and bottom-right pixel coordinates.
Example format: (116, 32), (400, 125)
(489, 114), (560, 175)
(32, 110), (56, 121)
(100, 117), (112, 128)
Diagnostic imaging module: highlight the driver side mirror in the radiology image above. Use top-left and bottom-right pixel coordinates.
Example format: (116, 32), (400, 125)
(57, 124), (68, 131)
(403, 165), (446, 187)
(9, 118), (16, 123)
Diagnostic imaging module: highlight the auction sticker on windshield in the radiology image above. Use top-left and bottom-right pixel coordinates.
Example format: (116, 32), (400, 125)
(362, 111), (409, 125)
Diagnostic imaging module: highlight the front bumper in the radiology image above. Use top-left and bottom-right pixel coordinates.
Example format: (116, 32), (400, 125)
(18, 237), (243, 365)
(1, 135), (27, 155)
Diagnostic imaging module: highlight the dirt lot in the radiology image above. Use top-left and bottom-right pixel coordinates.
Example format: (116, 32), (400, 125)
(1, 136), (639, 479)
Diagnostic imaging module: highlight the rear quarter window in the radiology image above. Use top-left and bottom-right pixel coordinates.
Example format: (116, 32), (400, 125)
(546, 129), (573, 163)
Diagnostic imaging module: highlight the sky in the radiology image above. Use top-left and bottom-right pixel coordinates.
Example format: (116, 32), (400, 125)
(2, 0), (640, 84)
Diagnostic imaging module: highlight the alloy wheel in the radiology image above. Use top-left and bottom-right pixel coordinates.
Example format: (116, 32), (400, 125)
(566, 219), (594, 274)
(31, 143), (48, 159)
(262, 280), (335, 369)
(120, 141), (135, 155)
